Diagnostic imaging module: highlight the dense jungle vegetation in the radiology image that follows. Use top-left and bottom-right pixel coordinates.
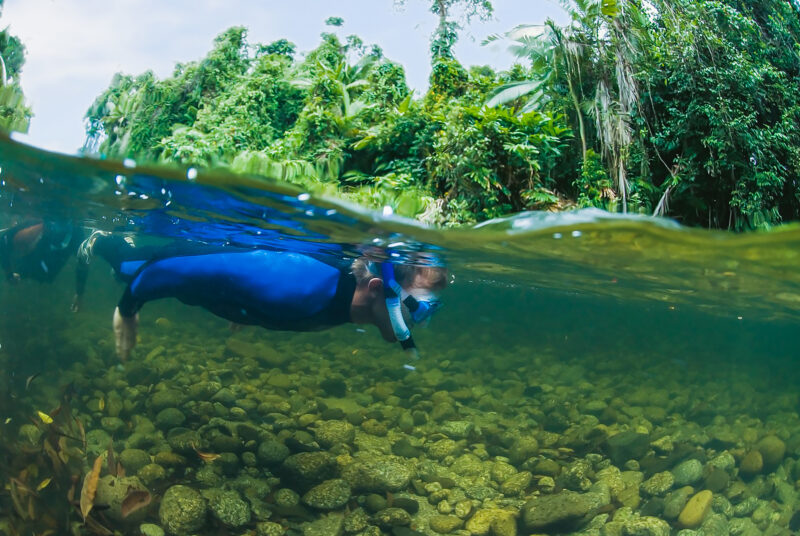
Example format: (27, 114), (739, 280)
(3, 0), (800, 228)
(0, 0), (32, 135)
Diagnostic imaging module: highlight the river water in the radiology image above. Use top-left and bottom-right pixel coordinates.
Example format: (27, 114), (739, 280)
(0, 136), (798, 535)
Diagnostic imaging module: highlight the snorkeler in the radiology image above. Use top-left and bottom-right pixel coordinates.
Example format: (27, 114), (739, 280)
(0, 219), (84, 285)
(80, 235), (446, 360)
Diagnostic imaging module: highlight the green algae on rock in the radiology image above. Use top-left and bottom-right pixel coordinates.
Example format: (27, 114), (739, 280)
(159, 485), (207, 535)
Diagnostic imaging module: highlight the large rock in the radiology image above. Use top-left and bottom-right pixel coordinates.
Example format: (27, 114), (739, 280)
(757, 435), (786, 466)
(94, 475), (150, 523)
(282, 452), (337, 489)
(303, 479), (351, 510)
(159, 485), (207, 535)
(521, 489), (610, 531)
(205, 488), (250, 528)
(604, 431), (651, 465)
(341, 453), (413, 492)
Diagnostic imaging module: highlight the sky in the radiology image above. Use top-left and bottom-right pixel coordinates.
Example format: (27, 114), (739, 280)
(1, 0), (566, 155)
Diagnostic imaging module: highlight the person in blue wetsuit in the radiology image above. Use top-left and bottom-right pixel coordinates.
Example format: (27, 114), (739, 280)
(80, 234), (447, 360)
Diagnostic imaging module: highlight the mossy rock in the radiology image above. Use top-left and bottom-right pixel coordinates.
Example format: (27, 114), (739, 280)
(204, 488), (251, 528)
(119, 448), (152, 475)
(159, 485), (207, 535)
(302, 478), (351, 510)
(155, 408), (186, 429)
(137, 463), (167, 487)
(257, 439), (289, 465)
(341, 453), (413, 493)
(94, 475), (150, 523)
(150, 389), (186, 411)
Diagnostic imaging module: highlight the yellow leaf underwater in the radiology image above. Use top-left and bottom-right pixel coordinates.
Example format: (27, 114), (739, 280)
(98, 397), (105, 411)
(36, 411), (53, 424)
(80, 455), (103, 520)
(36, 477), (51, 491)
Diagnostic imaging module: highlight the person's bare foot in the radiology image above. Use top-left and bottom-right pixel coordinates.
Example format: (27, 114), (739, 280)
(113, 307), (139, 361)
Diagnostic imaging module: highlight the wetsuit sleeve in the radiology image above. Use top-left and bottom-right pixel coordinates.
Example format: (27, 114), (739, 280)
(117, 284), (142, 317)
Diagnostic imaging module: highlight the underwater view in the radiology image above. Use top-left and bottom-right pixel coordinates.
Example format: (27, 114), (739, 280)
(1, 136), (800, 536)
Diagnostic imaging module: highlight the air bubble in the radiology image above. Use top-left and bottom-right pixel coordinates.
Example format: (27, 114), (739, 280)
(571, 230), (582, 238)
(297, 193), (311, 201)
(382, 205), (393, 217)
(388, 241), (405, 248)
(186, 167), (198, 181)
(115, 175), (125, 185)
(123, 158), (137, 168)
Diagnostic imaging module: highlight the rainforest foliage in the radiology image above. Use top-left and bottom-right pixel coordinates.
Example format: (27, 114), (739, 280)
(0, 0), (32, 134)
(84, 0), (800, 228)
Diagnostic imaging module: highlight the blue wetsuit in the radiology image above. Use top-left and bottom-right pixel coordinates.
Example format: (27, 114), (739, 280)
(109, 241), (356, 331)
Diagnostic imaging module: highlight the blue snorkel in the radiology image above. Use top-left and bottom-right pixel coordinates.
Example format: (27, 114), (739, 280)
(379, 262), (442, 365)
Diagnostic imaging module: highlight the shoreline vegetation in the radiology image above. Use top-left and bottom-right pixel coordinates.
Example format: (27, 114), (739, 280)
(2, 0), (800, 230)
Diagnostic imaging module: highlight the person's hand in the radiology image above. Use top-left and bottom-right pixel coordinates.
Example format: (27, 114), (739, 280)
(70, 294), (83, 313)
(113, 307), (139, 361)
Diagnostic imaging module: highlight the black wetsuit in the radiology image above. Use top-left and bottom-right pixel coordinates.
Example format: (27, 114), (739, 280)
(0, 220), (83, 283)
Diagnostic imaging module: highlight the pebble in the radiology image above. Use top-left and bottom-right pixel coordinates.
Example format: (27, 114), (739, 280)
(756, 435), (786, 466)
(672, 459), (703, 486)
(678, 490), (713, 528)
(429, 514), (463, 533)
(740, 450), (763, 476)
(641, 471), (674, 496)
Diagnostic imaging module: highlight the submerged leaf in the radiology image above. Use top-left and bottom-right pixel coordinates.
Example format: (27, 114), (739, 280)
(120, 489), (151, 519)
(36, 410), (53, 424)
(191, 441), (221, 463)
(80, 455), (103, 520)
(36, 477), (51, 491)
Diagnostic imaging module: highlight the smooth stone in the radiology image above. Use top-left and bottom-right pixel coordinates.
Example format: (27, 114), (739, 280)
(464, 508), (516, 536)
(756, 435), (785, 466)
(522, 489), (609, 531)
(740, 450), (763, 476)
(678, 490), (713, 528)
(155, 408), (186, 429)
(672, 459), (703, 487)
(119, 448), (152, 475)
(605, 431), (651, 465)
(429, 515), (463, 534)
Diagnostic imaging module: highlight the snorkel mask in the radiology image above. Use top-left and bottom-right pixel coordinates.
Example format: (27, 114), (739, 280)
(372, 262), (442, 363)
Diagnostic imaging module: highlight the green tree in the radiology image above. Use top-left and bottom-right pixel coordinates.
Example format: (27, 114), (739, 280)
(0, 0), (32, 134)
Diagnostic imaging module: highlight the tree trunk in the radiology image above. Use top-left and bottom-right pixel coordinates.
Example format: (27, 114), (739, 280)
(566, 74), (588, 166)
